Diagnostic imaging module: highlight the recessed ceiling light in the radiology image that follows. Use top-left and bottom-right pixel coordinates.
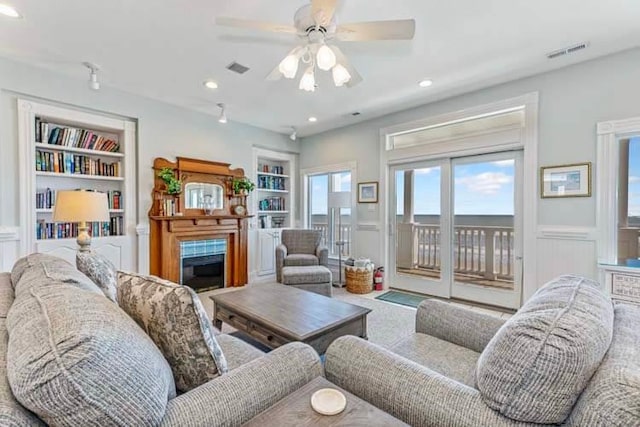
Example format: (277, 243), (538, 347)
(419, 79), (433, 88)
(203, 80), (218, 90)
(308, 117), (317, 123)
(0, 4), (20, 18)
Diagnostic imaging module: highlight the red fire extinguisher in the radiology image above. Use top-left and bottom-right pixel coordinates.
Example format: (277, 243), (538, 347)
(374, 267), (384, 291)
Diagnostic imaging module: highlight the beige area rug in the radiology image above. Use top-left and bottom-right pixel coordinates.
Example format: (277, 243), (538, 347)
(199, 283), (416, 350)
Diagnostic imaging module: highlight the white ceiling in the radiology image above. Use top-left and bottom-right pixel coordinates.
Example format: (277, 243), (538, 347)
(1, 1), (639, 137)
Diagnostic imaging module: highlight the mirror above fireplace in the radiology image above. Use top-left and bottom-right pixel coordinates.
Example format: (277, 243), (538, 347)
(184, 183), (224, 210)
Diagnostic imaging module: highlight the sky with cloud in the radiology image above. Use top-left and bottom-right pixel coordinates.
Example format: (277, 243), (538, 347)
(629, 137), (640, 218)
(396, 159), (515, 215)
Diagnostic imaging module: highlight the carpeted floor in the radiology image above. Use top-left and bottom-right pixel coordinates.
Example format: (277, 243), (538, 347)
(200, 283), (416, 350)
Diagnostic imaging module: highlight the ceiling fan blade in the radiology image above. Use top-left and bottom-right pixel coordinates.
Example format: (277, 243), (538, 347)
(330, 45), (363, 88)
(216, 17), (298, 34)
(335, 19), (416, 41)
(311, 0), (338, 27)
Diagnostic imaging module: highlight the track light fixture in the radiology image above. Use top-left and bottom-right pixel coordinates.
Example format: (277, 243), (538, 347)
(217, 103), (227, 124)
(289, 127), (297, 141)
(83, 62), (100, 91)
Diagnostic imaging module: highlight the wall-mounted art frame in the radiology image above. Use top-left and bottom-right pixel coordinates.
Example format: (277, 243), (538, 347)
(540, 162), (591, 198)
(358, 181), (379, 203)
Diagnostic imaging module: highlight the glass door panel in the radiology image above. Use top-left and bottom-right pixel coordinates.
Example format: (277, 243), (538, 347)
(390, 160), (450, 297)
(451, 152), (522, 308)
(309, 174), (329, 248)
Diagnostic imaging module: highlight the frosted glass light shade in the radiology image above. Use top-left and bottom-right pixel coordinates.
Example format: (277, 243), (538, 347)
(53, 191), (110, 222)
(332, 64), (351, 87)
(299, 67), (316, 92)
(279, 54), (300, 79)
(316, 45), (336, 71)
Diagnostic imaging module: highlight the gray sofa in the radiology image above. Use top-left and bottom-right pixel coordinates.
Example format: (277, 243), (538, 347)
(276, 229), (328, 283)
(0, 255), (322, 426)
(325, 275), (640, 426)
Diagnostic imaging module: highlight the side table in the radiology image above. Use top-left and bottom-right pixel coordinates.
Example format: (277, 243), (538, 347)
(242, 376), (408, 426)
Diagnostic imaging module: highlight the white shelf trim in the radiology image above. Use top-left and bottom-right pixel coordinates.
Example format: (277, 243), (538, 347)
(257, 171), (289, 178)
(35, 171), (124, 181)
(34, 142), (124, 158)
(257, 188), (289, 193)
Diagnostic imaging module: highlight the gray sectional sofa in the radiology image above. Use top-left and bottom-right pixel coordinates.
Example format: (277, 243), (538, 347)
(0, 255), (322, 426)
(325, 275), (640, 426)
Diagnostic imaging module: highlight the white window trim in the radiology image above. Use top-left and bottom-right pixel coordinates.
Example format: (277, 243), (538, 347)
(379, 92), (539, 306)
(596, 116), (640, 265)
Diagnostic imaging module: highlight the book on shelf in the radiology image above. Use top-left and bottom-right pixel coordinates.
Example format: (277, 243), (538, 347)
(257, 175), (286, 190)
(36, 150), (121, 177)
(258, 164), (285, 175)
(36, 216), (124, 240)
(36, 189), (122, 210)
(35, 117), (120, 153)
(258, 197), (285, 211)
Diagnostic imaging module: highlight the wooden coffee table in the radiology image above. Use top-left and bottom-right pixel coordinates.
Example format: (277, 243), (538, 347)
(209, 283), (371, 354)
(242, 377), (408, 426)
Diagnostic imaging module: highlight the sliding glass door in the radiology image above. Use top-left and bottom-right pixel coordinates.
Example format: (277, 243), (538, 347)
(390, 151), (522, 308)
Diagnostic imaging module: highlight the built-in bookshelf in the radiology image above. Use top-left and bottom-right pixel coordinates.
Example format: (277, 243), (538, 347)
(251, 147), (297, 278)
(18, 99), (137, 270)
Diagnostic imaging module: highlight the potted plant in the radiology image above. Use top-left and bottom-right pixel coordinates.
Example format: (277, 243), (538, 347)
(158, 167), (182, 195)
(232, 177), (255, 195)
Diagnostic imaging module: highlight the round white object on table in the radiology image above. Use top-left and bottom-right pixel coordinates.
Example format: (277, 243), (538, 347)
(310, 388), (347, 416)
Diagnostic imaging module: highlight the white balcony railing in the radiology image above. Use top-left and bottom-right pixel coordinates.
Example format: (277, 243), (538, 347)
(414, 224), (515, 281)
(312, 222), (351, 257)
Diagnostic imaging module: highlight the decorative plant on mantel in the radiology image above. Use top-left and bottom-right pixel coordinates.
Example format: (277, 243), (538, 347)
(158, 167), (182, 195)
(231, 177), (255, 195)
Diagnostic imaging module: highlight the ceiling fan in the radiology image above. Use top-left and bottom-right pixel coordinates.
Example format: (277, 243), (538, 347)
(216, 0), (415, 91)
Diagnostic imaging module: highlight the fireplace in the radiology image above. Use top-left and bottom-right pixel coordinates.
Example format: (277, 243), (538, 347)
(180, 239), (227, 292)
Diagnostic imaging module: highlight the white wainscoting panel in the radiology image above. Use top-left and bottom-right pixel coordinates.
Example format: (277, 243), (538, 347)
(0, 226), (20, 272)
(136, 223), (150, 275)
(35, 236), (135, 271)
(535, 226), (598, 289)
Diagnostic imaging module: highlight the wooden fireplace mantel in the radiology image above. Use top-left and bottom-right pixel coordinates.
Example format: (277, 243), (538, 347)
(148, 157), (251, 287)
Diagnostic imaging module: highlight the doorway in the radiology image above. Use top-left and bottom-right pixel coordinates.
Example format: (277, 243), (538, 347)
(390, 151), (523, 309)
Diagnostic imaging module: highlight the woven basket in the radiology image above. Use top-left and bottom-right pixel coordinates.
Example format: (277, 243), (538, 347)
(345, 266), (374, 294)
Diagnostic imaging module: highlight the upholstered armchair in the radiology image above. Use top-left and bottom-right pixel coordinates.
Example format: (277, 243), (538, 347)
(276, 229), (328, 282)
(324, 276), (640, 426)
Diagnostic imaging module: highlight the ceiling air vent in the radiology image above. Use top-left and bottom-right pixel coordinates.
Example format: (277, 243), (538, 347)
(226, 62), (250, 74)
(547, 42), (589, 60)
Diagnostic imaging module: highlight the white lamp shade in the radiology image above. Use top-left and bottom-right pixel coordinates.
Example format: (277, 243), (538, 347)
(332, 64), (352, 87)
(328, 191), (351, 209)
(299, 67), (316, 92)
(53, 191), (110, 222)
(278, 54), (299, 79)
(316, 45), (337, 71)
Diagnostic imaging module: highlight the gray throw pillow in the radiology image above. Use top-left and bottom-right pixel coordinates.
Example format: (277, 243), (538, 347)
(7, 282), (176, 426)
(476, 275), (614, 424)
(117, 271), (228, 392)
(76, 251), (118, 302)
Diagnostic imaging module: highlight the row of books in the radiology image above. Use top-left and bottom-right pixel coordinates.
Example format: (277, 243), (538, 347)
(258, 164), (285, 175)
(258, 197), (286, 211)
(36, 150), (121, 177)
(160, 199), (177, 216)
(36, 216), (124, 240)
(35, 189), (122, 210)
(257, 176), (286, 191)
(35, 118), (120, 153)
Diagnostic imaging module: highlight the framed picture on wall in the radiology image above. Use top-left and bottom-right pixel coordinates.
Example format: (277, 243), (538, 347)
(540, 162), (591, 198)
(358, 181), (378, 203)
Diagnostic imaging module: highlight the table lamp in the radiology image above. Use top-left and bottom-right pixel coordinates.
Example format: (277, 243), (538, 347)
(53, 190), (110, 252)
(328, 191), (351, 285)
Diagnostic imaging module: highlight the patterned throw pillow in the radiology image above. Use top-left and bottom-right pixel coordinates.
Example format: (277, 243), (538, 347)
(76, 251), (118, 302)
(117, 271), (228, 392)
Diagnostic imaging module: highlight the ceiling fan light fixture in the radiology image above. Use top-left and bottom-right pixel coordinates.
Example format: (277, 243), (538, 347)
(279, 54), (300, 79)
(332, 64), (351, 87)
(299, 66), (316, 92)
(316, 44), (336, 71)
